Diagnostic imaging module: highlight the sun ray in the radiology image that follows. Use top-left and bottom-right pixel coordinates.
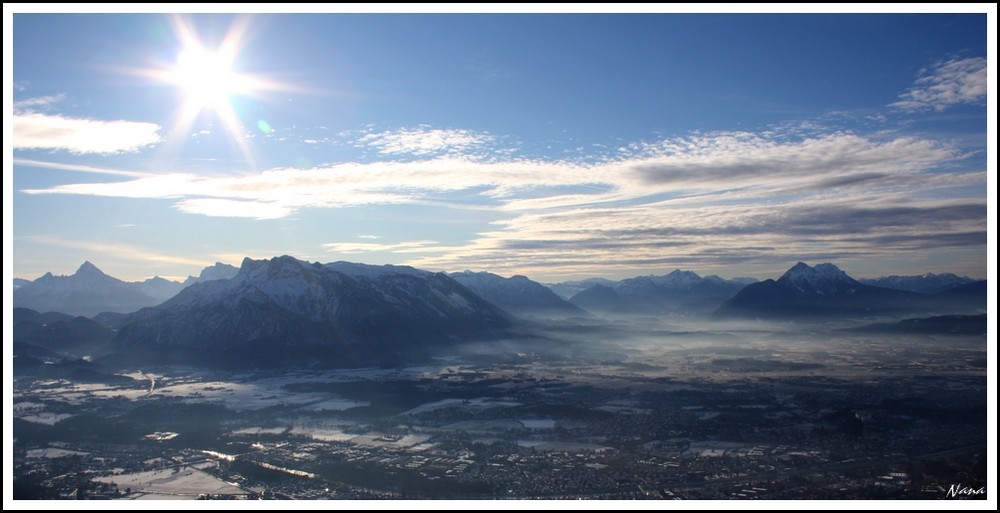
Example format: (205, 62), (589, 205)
(120, 15), (299, 170)
(166, 15), (258, 167)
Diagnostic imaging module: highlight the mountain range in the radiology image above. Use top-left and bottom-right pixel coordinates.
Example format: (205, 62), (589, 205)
(858, 273), (977, 294)
(106, 256), (513, 368)
(565, 270), (757, 315)
(714, 262), (986, 320)
(13, 261), (238, 317)
(13, 262), (168, 317)
(449, 271), (583, 317)
(546, 278), (617, 300)
(11, 257), (986, 370)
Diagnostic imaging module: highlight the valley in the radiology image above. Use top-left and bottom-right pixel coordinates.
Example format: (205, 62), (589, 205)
(13, 318), (987, 500)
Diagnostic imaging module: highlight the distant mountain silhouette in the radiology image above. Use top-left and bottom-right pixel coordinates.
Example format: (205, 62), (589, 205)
(181, 262), (239, 287)
(569, 284), (659, 315)
(565, 270), (755, 315)
(14, 261), (241, 317)
(13, 307), (116, 358)
(850, 314), (986, 335)
(13, 262), (165, 317)
(450, 271), (583, 317)
(859, 272), (976, 294)
(546, 278), (617, 299)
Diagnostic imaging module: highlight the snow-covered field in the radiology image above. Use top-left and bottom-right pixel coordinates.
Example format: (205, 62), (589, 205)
(26, 448), (90, 459)
(231, 426), (288, 436)
(93, 465), (248, 499)
(17, 369), (390, 412)
(300, 398), (369, 411)
(401, 397), (520, 415)
(18, 412), (75, 425)
(288, 425), (356, 442)
(516, 440), (612, 452)
(350, 433), (432, 449)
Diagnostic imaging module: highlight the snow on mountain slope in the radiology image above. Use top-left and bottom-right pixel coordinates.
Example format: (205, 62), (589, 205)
(110, 256), (513, 368)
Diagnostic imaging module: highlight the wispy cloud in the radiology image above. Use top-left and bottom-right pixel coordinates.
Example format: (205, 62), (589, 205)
(14, 235), (210, 274)
(25, 131), (958, 212)
(356, 126), (500, 157)
(324, 240), (445, 255)
(406, 197), (986, 279)
(891, 57), (987, 112)
(14, 93), (67, 111)
(13, 158), (154, 178)
(618, 132), (957, 191)
(19, 128), (983, 277)
(174, 198), (295, 220)
(13, 112), (162, 155)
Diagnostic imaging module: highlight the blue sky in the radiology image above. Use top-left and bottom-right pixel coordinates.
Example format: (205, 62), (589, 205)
(6, 9), (993, 283)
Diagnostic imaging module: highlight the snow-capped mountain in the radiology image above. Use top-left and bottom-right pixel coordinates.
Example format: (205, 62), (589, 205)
(109, 256), (513, 368)
(714, 262), (980, 320)
(615, 269), (705, 296)
(13, 262), (167, 317)
(450, 271), (583, 317)
(859, 273), (977, 294)
(775, 262), (861, 296)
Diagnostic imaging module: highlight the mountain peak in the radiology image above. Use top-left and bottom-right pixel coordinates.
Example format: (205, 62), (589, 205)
(239, 254), (297, 272)
(16, 261), (160, 316)
(239, 255), (327, 284)
(192, 262), (240, 284)
(76, 261), (107, 277)
(239, 256), (257, 270)
(660, 269), (702, 286)
(780, 261), (847, 280)
(777, 262), (859, 294)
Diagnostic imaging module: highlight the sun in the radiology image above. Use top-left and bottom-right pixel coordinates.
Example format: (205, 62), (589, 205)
(162, 35), (257, 164)
(124, 15), (305, 166)
(127, 15), (295, 166)
(169, 45), (245, 114)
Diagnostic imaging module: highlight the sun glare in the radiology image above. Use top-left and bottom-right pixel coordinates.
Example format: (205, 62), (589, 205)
(170, 46), (243, 112)
(126, 14), (294, 167)
(116, 15), (305, 167)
